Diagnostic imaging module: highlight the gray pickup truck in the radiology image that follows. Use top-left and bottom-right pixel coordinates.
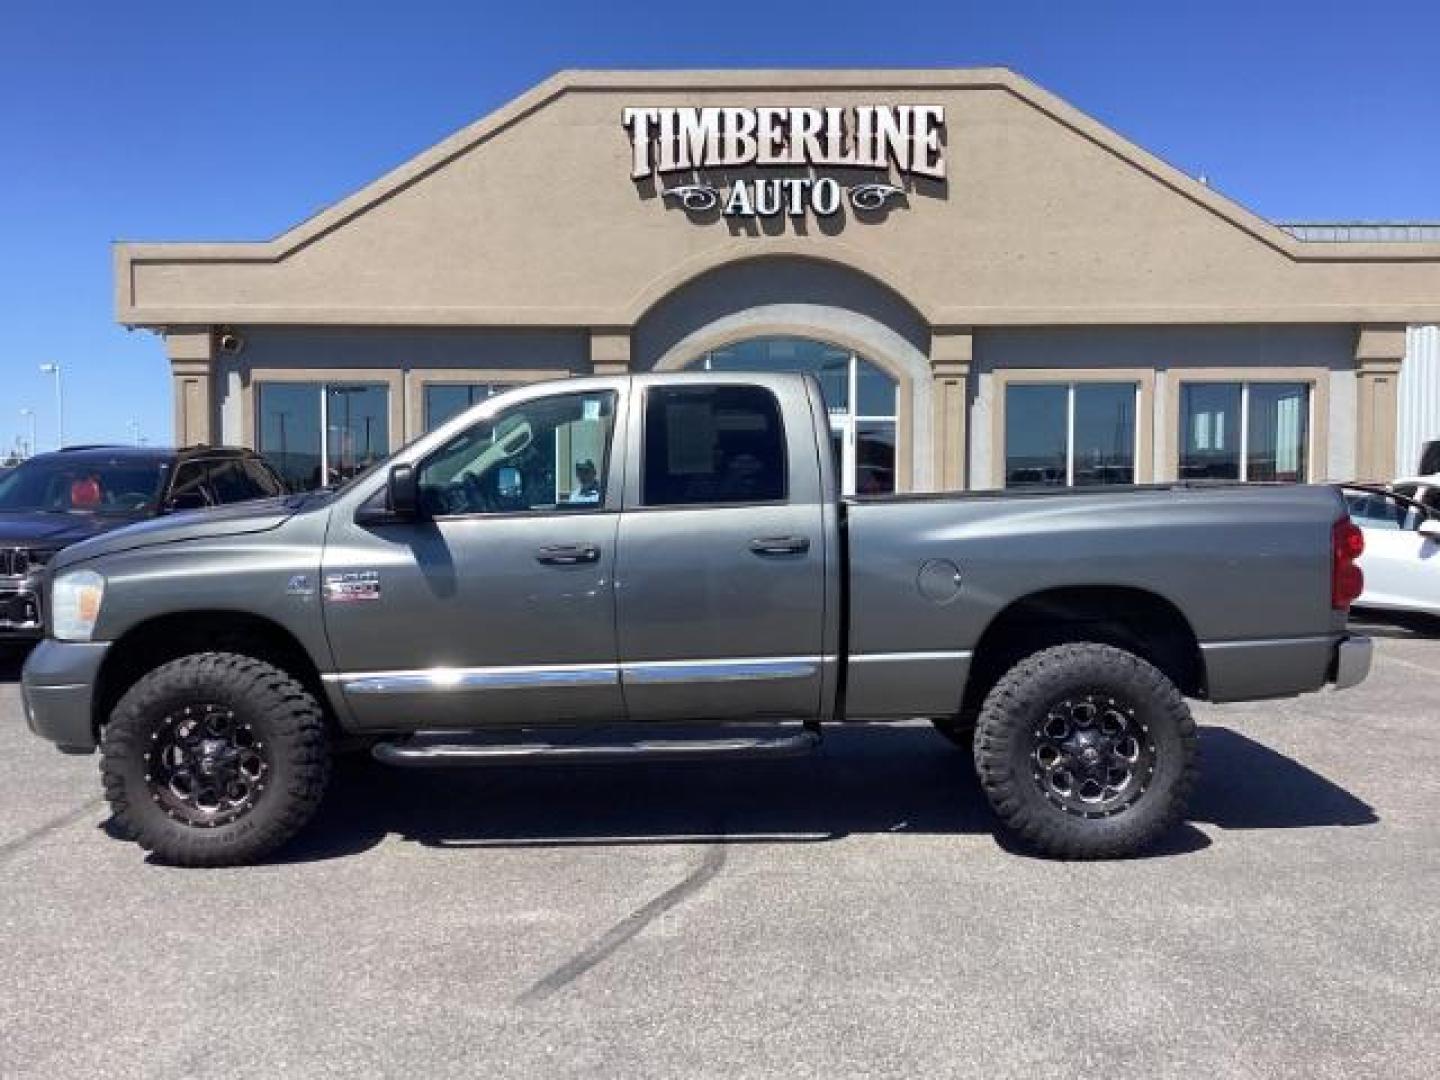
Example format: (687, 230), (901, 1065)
(22, 373), (1372, 866)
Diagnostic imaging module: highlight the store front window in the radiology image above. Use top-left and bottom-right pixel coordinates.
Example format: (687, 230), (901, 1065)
(693, 337), (898, 496)
(424, 382), (512, 432)
(1179, 382), (1309, 482)
(257, 382), (389, 491)
(1005, 382), (1138, 488)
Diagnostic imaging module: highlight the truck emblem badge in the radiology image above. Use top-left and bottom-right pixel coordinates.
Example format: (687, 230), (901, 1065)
(323, 570), (381, 603)
(285, 574), (313, 597)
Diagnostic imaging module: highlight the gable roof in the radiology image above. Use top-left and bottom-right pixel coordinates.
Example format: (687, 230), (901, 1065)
(116, 68), (1440, 268)
(114, 68), (1440, 329)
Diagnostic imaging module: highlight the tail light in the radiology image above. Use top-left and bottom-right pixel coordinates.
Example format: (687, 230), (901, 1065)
(1331, 517), (1365, 611)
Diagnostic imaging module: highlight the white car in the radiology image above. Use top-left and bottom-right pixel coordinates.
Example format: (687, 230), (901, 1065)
(1342, 478), (1440, 618)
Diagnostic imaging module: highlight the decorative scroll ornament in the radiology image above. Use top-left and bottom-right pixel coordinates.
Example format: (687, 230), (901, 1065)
(848, 183), (905, 212)
(663, 184), (721, 212)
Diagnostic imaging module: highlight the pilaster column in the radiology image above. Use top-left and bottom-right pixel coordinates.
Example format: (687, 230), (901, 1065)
(1355, 324), (1406, 481)
(590, 328), (631, 375)
(166, 327), (215, 446)
(931, 328), (972, 490)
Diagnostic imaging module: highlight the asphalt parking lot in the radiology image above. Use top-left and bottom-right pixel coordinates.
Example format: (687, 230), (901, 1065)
(1, 616), (1438, 1079)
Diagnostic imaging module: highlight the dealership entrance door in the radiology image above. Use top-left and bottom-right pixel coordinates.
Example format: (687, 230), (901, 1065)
(690, 337), (899, 495)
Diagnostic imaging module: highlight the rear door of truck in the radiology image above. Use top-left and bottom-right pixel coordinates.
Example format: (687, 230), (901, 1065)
(613, 374), (835, 722)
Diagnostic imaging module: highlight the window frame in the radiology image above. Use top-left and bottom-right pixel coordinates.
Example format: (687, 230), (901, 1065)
(1177, 379), (1315, 483)
(405, 367), (563, 440)
(1166, 368), (1327, 484)
(164, 458), (213, 509)
(422, 381), (518, 433)
(995, 372), (1149, 490)
(250, 373), (398, 491)
(638, 383), (792, 510)
(696, 342), (898, 498)
(414, 387), (621, 521)
(241, 455), (289, 497)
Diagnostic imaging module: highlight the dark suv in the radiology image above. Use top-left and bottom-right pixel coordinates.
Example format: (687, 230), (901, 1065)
(0, 445), (285, 640)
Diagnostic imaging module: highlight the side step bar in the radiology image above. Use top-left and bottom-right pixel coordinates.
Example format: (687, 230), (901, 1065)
(372, 729), (821, 768)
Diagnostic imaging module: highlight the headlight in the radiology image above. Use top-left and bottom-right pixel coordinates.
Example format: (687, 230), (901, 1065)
(51, 569), (105, 642)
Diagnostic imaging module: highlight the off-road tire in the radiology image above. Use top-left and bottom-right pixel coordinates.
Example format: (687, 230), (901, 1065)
(101, 652), (330, 867)
(973, 642), (1197, 859)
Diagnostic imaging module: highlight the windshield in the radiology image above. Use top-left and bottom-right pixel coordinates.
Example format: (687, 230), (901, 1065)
(0, 456), (166, 515)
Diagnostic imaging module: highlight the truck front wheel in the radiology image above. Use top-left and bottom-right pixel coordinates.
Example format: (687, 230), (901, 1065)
(973, 643), (1197, 859)
(100, 652), (330, 867)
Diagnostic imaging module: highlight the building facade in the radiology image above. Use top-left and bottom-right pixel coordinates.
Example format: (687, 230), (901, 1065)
(117, 70), (1440, 493)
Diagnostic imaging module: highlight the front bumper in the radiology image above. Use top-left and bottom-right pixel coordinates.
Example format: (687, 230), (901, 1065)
(1331, 634), (1373, 691)
(20, 638), (111, 754)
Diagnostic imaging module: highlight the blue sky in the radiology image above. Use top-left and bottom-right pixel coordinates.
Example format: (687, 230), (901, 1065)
(2, 0), (1437, 452)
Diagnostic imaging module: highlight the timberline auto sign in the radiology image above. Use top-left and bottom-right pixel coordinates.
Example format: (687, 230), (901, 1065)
(622, 105), (946, 219)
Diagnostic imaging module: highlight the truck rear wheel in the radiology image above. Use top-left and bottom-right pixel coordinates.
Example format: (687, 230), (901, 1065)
(100, 652), (330, 867)
(973, 643), (1197, 859)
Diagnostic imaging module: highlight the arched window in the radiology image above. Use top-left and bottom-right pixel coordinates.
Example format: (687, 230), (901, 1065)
(692, 337), (899, 496)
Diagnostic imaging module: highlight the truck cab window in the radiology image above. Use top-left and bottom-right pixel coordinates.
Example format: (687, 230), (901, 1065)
(417, 391), (615, 516)
(642, 385), (787, 506)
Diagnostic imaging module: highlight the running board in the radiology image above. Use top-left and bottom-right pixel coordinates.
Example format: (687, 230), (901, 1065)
(371, 729), (821, 768)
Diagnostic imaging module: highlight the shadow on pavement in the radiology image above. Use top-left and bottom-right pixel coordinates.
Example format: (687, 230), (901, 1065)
(1349, 608), (1440, 640)
(0, 644), (32, 683)
(1189, 727), (1377, 830)
(252, 721), (1375, 866)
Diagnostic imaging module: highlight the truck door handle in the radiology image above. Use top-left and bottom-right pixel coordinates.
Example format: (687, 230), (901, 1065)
(535, 543), (601, 565)
(749, 536), (811, 556)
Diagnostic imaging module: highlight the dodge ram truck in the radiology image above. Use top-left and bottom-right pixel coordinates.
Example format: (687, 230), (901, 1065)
(21, 373), (1373, 865)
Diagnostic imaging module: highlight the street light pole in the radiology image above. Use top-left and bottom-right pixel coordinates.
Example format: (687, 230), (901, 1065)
(19, 407), (36, 458)
(127, 419), (141, 446)
(38, 363), (63, 449)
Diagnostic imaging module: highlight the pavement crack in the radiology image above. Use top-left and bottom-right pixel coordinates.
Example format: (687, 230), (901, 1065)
(0, 796), (105, 864)
(517, 841), (727, 1005)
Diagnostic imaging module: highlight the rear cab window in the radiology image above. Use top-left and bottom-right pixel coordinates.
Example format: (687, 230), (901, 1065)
(641, 385), (787, 506)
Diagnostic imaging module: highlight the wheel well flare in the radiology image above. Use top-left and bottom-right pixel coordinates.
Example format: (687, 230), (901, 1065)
(93, 612), (328, 737)
(962, 587), (1205, 716)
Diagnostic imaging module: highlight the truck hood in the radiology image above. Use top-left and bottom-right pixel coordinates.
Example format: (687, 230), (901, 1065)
(50, 495), (317, 570)
(0, 511), (140, 552)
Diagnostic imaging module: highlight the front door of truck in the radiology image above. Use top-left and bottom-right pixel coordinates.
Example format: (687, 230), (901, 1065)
(322, 384), (627, 731)
(614, 380), (828, 721)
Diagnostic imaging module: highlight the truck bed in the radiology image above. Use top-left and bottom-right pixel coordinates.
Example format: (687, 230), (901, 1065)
(841, 482), (1350, 716)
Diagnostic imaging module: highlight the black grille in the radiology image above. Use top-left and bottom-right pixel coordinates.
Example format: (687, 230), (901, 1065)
(0, 549), (31, 577)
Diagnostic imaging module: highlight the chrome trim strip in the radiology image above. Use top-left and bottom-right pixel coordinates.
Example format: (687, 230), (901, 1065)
(328, 655), (829, 694)
(849, 650), (972, 663)
(1199, 636), (1333, 652)
(621, 656), (823, 685)
(333, 664), (618, 696)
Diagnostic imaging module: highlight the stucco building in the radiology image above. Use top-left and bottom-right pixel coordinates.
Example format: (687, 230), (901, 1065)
(116, 69), (1440, 494)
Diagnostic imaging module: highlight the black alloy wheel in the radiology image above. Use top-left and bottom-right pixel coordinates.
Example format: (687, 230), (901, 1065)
(145, 702), (271, 828)
(1029, 692), (1156, 818)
